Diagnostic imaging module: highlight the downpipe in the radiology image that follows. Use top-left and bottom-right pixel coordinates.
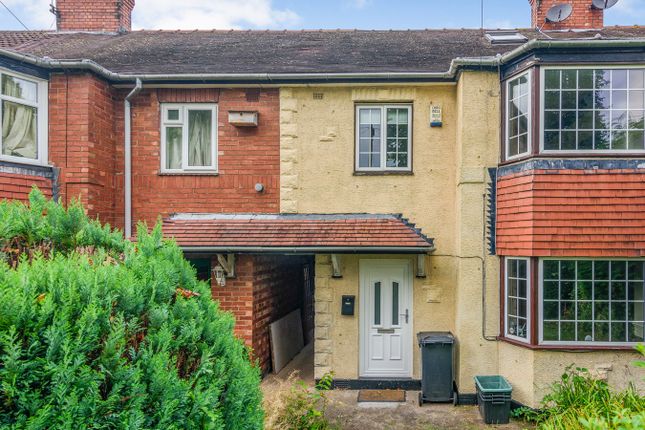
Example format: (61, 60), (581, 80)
(124, 78), (143, 238)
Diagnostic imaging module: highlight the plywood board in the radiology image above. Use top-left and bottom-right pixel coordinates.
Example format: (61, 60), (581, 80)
(270, 309), (304, 373)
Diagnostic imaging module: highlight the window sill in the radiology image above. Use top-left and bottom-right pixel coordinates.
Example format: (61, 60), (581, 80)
(158, 171), (219, 176)
(0, 158), (55, 177)
(354, 171), (413, 176)
(498, 336), (638, 351)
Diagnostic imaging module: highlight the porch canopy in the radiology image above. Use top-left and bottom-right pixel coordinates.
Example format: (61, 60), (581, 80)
(162, 213), (434, 254)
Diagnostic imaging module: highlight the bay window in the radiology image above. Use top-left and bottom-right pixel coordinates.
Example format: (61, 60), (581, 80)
(542, 68), (645, 152)
(505, 258), (530, 342)
(0, 69), (47, 165)
(160, 104), (217, 173)
(356, 104), (411, 172)
(540, 260), (645, 345)
(506, 73), (531, 159)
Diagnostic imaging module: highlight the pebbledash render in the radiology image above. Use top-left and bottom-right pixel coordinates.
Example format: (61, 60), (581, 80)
(1, 0), (645, 407)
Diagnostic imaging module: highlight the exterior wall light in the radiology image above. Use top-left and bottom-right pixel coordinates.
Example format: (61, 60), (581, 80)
(213, 265), (227, 287)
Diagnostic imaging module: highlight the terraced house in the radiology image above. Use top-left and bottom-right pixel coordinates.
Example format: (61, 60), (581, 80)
(1, 0), (644, 407)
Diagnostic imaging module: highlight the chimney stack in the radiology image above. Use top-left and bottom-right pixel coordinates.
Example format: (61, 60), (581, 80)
(54, 0), (135, 33)
(529, 0), (604, 30)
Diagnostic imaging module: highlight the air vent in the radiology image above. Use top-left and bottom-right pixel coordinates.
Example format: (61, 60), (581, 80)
(485, 31), (528, 45)
(313, 92), (324, 100)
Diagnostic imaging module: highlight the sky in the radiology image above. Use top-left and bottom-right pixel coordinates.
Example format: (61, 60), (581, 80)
(1, 0), (645, 31)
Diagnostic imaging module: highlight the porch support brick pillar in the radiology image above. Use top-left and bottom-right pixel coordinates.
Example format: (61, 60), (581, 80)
(314, 255), (333, 379)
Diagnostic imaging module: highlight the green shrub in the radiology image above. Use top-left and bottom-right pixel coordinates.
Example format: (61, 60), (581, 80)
(266, 373), (336, 430)
(0, 189), (263, 429)
(515, 365), (645, 430)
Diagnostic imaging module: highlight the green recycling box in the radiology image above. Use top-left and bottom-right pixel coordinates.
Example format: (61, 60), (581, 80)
(474, 375), (513, 424)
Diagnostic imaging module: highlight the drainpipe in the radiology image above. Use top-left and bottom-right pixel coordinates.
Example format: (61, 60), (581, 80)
(124, 78), (143, 238)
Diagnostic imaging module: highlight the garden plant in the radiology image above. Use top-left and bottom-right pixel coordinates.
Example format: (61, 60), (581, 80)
(513, 357), (645, 430)
(0, 189), (263, 429)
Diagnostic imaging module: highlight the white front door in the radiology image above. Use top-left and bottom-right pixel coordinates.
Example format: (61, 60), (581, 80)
(360, 260), (413, 378)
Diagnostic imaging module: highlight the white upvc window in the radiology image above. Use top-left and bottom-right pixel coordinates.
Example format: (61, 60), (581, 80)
(355, 104), (412, 172)
(0, 68), (48, 165)
(505, 72), (531, 160)
(541, 66), (645, 153)
(539, 259), (645, 346)
(160, 104), (217, 173)
(505, 257), (531, 342)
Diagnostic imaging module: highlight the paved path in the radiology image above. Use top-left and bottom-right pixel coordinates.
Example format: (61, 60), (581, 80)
(262, 344), (532, 430)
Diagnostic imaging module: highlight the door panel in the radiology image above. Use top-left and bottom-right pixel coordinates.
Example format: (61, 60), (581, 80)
(360, 260), (412, 377)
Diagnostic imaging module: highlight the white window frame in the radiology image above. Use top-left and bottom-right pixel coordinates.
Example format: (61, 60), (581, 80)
(505, 257), (531, 343)
(160, 103), (218, 174)
(355, 104), (412, 172)
(538, 258), (645, 347)
(540, 65), (645, 154)
(505, 71), (532, 161)
(0, 67), (48, 166)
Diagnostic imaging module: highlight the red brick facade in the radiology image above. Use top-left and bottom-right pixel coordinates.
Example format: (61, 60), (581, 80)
(45, 74), (281, 232)
(210, 255), (308, 374)
(529, 0), (604, 30)
(497, 168), (645, 257)
(56, 0), (135, 33)
(122, 88), (280, 231)
(0, 173), (52, 202)
(49, 73), (118, 227)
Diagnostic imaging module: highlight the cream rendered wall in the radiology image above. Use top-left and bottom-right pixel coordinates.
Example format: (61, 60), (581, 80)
(279, 75), (645, 408)
(499, 342), (645, 407)
(280, 76), (502, 391)
(452, 72), (501, 390)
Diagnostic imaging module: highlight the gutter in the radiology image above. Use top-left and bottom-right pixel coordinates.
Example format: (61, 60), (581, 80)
(1, 39), (644, 83)
(179, 246), (436, 254)
(124, 78), (142, 238)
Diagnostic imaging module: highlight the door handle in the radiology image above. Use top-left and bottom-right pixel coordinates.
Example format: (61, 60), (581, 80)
(401, 309), (409, 324)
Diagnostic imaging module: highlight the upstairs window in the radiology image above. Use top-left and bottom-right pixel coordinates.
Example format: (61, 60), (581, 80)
(356, 105), (411, 172)
(0, 69), (47, 165)
(160, 104), (217, 173)
(542, 68), (645, 152)
(506, 72), (531, 159)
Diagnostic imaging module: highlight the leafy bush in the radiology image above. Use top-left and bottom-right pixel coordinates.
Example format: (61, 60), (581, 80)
(515, 365), (645, 430)
(0, 189), (263, 429)
(265, 372), (336, 430)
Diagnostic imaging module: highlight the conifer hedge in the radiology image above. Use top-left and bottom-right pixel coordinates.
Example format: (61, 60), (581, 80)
(0, 189), (263, 429)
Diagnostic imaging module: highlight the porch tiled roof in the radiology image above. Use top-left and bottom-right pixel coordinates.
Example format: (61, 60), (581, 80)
(162, 213), (434, 252)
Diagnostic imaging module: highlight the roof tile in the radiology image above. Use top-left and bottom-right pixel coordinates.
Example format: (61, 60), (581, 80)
(162, 213), (434, 251)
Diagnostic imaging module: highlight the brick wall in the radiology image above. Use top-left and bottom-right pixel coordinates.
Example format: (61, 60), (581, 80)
(0, 173), (52, 202)
(497, 168), (645, 257)
(211, 254), (255, 343)
(252, 255), (306, 373)
(49, 73), (118, 227)
(116, 87), (280, 232)
(529, 0), (603, 30)
(210, 254), (308, 374)
(56, 0), (135, 33)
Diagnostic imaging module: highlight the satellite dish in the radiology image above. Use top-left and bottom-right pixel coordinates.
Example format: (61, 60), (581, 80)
(545, 3), (573, 23)
(592, 0), (620, 9)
